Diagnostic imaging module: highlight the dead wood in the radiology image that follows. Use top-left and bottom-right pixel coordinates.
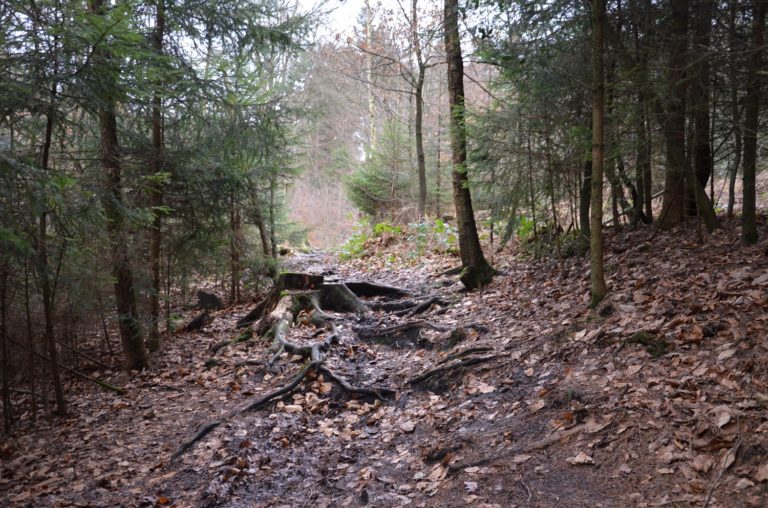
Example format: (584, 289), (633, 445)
(319, 283), (370, 315)
(236, 273), (325, 329)
(185, 310), (213, 332)
(197, 291), (224, 310)
(279, 272), (324, 290)
(8, 337), (126, 394)
(209, 330), (253, 355)
(54, 338), (112, 370)
(344, 281), (411, 298)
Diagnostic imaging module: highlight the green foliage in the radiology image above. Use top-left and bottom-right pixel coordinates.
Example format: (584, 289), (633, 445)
(345, 121), (414, 219)
(373, 222), (402, 236)
(339, 218), (371, 260)
(515, 216), (536, 242)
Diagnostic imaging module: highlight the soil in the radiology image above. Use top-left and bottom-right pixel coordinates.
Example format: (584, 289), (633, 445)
(2, 217), (768, 507)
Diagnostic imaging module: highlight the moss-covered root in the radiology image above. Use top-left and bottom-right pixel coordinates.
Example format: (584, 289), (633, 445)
(459, 263), (496, 290)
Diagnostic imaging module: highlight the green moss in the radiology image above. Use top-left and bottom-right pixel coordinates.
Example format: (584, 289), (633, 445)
(233, 329), (252, 343)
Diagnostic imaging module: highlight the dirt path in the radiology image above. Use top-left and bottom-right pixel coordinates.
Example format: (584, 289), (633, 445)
(3, 222), (768, 507)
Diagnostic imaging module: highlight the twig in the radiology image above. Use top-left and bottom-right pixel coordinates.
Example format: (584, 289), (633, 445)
(8, 337), (125, 394)
(702, 437), (741, 508)
(519, 479), (533, 502)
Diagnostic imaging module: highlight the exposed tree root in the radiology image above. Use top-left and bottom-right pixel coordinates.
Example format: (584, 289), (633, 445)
(345, 281), (411, 298)
(318, 365), (395, 400)
(172, 280), (413, 462)
(170, 420), (223, 463)
(393, 296), (448, 317)
(409, 355), (498, 385)
(172, 274), (459, 464)
(439, 346), (494, 364)
(445, 423), (591, 473)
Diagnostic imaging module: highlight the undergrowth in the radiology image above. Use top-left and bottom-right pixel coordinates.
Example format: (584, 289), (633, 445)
(339, 218), (458, 261)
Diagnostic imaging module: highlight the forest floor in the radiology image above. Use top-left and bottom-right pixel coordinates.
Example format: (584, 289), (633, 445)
(2, 217), (768, 507)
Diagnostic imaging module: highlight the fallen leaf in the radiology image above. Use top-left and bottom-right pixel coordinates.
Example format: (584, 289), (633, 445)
(399, 421), (416, 433)
(756, 463), (768, 482)
(464, 481), (478, 493)
(691, 454), (714, 473)
(565, 452), (594, 465)
(717, 349), (736, 361)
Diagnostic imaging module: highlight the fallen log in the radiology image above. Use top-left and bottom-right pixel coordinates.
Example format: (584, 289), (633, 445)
(184, 310), (213, 332)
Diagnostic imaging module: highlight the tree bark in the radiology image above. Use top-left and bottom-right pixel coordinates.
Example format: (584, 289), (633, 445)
(229, 198), (242, 303)
(742, 0), (766, 245)
(412, 0), (427, 217)
(147, 0), (166, 353)
(580, 156), (592, 239)
(90, 0), (149, 371)
(1, 267), (11, 433)
(727, 2), (742, 218)
(659, 0), (689, 230)
(38, 88), (66, 414)
(590, 0), (608, 306)
(444, 0), (494, 289)
(689, 0), (714, 216)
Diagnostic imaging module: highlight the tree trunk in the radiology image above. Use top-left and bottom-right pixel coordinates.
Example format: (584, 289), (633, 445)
(269, 176), (278, 258)
(253, 206), (272, 257)
(690, 0), (714, 216)
(91, 0), (148, 371)
(580, 157), (592, 239)
(444, 0), (494, 289)
(38, 92), (67, 414)
(229, 198), (242, 303)
(147, 0), (166, 353)
(412, 0), (427, 217)
(659, 0), (689, 230)
(727, 2), (742, 218)
(635, 88), (651, 223)
(23, 264), (37, 422)
(435, 112), (443, 217)
(365, 0), (376, 151)
(742, 0), (766, 244)
(1, 266), (11, 433)
(590, 0), (608, 306)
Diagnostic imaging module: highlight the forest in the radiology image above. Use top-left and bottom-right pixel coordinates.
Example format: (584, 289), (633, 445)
(1, 0), (768, 505)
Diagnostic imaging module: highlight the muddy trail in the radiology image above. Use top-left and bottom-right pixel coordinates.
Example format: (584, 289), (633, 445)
(2, 219), (768, 507)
